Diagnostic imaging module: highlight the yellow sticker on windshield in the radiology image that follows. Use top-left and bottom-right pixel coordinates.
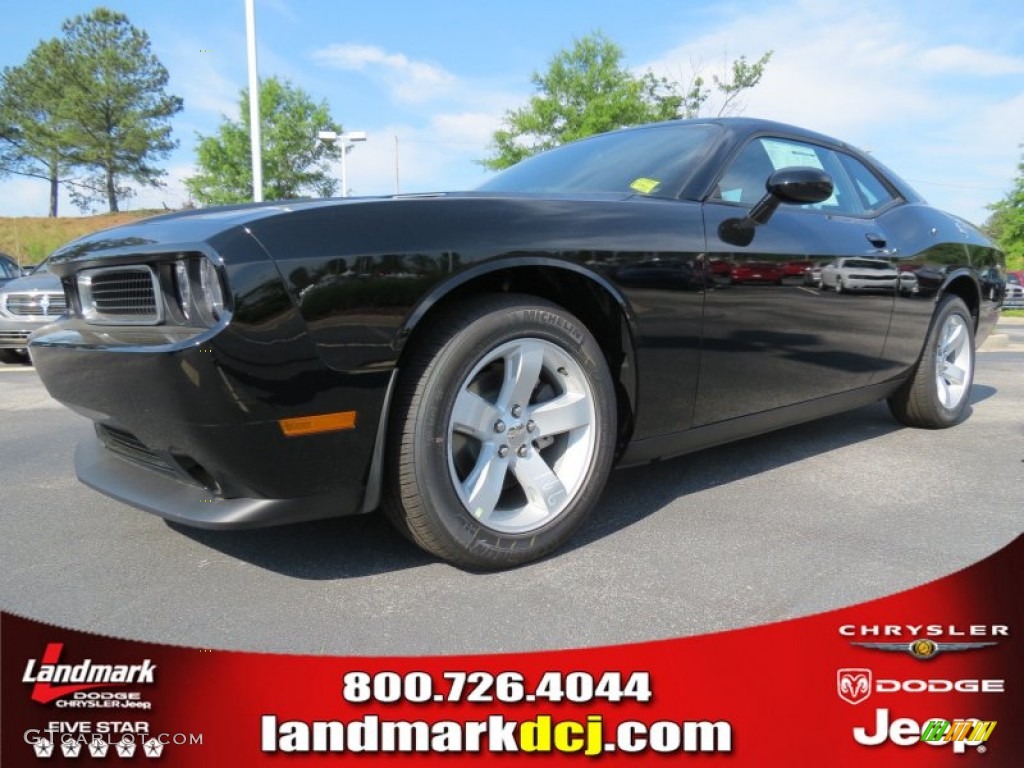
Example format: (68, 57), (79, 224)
(630, 177), (660, 195)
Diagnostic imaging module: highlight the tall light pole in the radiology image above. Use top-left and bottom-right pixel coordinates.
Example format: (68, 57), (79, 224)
(317, 130), (367, 197)
(244, 0), (263, 202)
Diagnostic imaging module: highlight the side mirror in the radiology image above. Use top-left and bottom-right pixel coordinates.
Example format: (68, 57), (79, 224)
(718, 167), (834, 247)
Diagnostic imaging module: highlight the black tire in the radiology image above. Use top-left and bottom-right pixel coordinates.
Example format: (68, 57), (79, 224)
(382, 294), (616, 570)
(888, 295), (975, 429)
(0, 349), (29, 365)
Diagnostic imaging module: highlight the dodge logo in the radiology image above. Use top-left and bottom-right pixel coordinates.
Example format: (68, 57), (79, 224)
(838, 668), (872, 705)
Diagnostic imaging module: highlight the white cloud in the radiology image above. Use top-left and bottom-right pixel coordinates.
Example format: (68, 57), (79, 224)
(129, 164), (197, 211)
(329, 119), (495, 198)
(161, 37), (242, 119)
(428, 112), (502, 146)
(260, 0), (298, 24)
(641, 4), (935, 135)
(914, 45), (1024, 76)
(312, 44), (457, 103)
(637, 0), (1023, 224)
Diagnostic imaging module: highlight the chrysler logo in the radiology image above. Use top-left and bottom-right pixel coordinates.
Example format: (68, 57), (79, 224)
(837, 668), (872, 705)
(850, 639), (997, 660)
(39, 294), (51, 315)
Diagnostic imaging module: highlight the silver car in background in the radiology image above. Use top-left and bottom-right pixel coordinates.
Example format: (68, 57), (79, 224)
(0, 262), (67, 365)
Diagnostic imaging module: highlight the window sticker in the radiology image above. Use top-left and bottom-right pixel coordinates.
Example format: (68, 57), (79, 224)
(761, 139), (825, 171)
(629, 177), (661, 195)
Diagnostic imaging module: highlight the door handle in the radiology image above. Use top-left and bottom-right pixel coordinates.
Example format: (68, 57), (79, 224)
(865, 232), (887, 248)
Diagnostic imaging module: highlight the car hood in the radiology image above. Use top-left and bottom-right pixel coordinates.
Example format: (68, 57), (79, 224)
(44, 191), (645, 270)
(0, 270), (62, 293)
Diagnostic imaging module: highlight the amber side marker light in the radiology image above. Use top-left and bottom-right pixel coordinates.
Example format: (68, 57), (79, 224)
(279, 411), (357, 437)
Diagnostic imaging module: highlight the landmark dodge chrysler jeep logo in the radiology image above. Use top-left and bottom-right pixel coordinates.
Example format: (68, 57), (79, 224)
(22, 643), (156, 704)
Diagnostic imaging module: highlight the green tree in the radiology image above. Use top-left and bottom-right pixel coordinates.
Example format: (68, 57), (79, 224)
(986, 150), (1024, 270)
(186, 77), (342, 205)
(57, 8), (182, 212)
(0, 40), (80, 217)
(483, 32), (771, 170)
(675, 52), (774, 119)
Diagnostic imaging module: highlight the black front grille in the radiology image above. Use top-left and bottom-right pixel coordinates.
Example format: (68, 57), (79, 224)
(4, 292), (67, 318)
(97, 425), (175, 474)
(78, 266), (161, 325)
(90, 270), (157, 316)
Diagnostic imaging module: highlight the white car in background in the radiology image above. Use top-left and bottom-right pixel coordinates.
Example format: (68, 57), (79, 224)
(1004, 272), (1024, 309)
(820, 257), (898, 293)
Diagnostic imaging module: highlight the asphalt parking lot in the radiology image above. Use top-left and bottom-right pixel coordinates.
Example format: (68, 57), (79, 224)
(1, 321), (1022, 655)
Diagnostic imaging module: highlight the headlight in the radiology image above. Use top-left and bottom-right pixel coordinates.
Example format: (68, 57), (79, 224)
(174, 261), (191, 321)
(169, 254), (227, 328)
(199, 258), (225, 323)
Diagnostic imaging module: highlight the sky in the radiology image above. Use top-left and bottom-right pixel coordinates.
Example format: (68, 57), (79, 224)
(1, 0), (1022, 226)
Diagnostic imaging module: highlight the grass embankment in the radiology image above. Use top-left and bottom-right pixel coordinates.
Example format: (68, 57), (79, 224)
(0, 210), (160, 267)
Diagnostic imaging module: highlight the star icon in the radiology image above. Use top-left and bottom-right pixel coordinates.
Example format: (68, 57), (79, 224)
(61, 739), (83, 757)
(89, 737), (110, 758)
(33, 737), (55, 758)
(115, 738), (137, 758)
(143, 738), (165, 758)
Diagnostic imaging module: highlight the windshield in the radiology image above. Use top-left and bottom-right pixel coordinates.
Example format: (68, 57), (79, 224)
(843, 259), (892, 270)
(477, 124), (720, 199)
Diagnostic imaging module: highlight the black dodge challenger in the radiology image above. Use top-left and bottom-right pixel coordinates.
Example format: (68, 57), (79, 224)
(30, 118), (1004, 569)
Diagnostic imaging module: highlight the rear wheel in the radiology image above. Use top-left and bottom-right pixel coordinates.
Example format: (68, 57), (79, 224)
(383, 294), (616, 569)
(888, 295), (974, 428)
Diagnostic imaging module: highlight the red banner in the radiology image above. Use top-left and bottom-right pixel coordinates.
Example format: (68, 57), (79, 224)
(3, 535), (1021, 765)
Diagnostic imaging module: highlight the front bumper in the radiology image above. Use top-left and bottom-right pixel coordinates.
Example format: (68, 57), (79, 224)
(75, 436), (360, 528)
(0, 317), (44, 350)
(30, 319), (393, 526)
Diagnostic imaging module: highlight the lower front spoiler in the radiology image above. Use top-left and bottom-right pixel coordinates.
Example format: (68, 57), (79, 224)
(76, 437), (362, 529)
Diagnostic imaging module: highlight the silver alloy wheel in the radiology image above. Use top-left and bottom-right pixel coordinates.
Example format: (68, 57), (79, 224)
(446, 337), (597, 534)
(934, 313), (972, 409)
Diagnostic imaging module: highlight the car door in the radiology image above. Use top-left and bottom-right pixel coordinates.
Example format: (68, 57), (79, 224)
(696, 136), (899, 425)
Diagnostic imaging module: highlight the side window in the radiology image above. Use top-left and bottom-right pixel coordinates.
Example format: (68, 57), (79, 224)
(713, 137), (869, 216)
(837, 152), (898, 213)
(0, 261), (16, 278)
(713, 140), (777, 204)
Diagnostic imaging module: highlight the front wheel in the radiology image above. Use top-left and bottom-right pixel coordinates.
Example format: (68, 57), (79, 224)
(383, 294), (616, 569)
(888, 295), (975, 428)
